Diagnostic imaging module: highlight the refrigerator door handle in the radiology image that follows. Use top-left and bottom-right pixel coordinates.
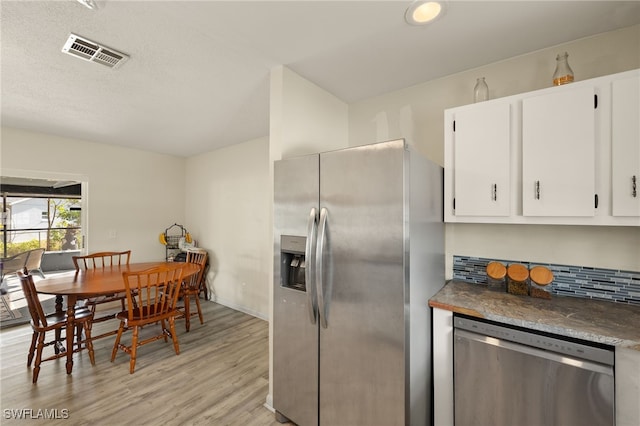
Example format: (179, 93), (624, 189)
(305, 207), (318, 324)
(316, 207), (330, 329)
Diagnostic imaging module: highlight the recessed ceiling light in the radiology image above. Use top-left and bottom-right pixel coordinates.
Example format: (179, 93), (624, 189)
(76, 0), (98, 10)
(405, 1), (445, 25)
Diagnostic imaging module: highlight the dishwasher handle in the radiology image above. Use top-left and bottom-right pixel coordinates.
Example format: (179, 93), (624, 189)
(455, 328), (614, 377)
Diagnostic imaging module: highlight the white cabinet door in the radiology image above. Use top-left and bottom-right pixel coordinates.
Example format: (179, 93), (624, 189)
(522, 86), (596, 217)
(454, 103), (511, 216)
(612, 75), (640, 217)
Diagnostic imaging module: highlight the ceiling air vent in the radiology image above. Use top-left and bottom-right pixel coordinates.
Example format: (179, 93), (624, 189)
(61, 33), (128, 69)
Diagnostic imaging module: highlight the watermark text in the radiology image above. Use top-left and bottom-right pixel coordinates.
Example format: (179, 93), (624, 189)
(3, 408), (69, 420)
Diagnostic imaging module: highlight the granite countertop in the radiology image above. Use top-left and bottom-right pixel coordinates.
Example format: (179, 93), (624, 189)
(429, 280), (640, 351)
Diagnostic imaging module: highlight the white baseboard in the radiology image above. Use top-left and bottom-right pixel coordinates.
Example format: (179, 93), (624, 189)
(209, 296), (269, 321)
(264, 394), (274, 412)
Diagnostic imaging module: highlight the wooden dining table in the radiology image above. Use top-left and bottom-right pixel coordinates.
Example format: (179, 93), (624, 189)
(35, 261), (201, 374)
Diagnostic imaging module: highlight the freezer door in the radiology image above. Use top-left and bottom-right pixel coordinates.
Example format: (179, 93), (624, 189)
(318, 140), (407, 426)
(273, 154), (320, 426)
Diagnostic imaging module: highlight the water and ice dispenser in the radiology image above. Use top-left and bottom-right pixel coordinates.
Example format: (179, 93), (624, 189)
(280, 235), (306, 292)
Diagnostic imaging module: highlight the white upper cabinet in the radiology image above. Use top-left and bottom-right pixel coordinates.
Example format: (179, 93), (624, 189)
(453, 103), (511, 216)
(522, 86), (596, 217)
(611, 75), (640, 217)
(444, 68), (639, 226)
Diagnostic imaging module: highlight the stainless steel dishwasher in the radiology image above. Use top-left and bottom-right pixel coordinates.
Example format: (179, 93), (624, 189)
(454, 315), (615, 426)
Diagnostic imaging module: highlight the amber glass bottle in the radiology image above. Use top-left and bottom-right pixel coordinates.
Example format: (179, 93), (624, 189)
(553, 52), (574, 86)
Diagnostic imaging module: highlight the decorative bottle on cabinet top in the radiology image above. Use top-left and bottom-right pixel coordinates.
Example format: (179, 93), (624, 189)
(553, 52), (574, 86)
(473, 77), (489, 102)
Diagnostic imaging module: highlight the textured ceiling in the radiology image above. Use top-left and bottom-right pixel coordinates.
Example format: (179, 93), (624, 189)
(2, 1), (639, 157)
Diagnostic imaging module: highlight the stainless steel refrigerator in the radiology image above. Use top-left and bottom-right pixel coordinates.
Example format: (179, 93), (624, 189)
(273, 139), (444, 426)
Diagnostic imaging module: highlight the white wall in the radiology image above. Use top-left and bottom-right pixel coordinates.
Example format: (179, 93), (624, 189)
(267, 65), (349, 407)
(269, 65), (349, 161)
(184, 136), (271, 319)
(1, 127), (185, 261)
(349, 24), (640, 276)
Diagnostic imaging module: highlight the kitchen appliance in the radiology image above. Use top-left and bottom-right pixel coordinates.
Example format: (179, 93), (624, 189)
(273, 139), (444, 426)
(454, 315), (615, 426)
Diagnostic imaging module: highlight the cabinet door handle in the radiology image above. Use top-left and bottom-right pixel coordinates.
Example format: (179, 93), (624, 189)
(633, 175), (637, 198)
(535, 180), (541, 200)
(492, 184), (497, 201)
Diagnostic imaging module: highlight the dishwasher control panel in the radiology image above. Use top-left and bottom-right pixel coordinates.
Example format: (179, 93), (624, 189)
(454, 315), (614, 366)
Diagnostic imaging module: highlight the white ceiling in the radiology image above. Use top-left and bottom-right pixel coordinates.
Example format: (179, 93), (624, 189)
(2, 1), (639, 157)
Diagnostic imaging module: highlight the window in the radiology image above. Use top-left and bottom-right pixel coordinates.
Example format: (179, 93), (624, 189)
(1, 180), (82, 258)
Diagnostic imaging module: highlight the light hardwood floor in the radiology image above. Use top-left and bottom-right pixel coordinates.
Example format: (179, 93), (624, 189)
(0, 301), (288, 426)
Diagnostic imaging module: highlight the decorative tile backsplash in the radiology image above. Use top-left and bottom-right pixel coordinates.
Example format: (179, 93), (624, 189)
(453, 255), (640, 305)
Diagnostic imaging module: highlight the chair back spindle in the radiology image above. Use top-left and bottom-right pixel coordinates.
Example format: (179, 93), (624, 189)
(73, 250), (131, 270)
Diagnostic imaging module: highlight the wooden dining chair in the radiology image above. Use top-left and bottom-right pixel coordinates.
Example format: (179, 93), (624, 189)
(111, 263), (185, 374)
(177, 250), (207, 332)
(17, 269), (95, 383)
(73, 250), (131, 339)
